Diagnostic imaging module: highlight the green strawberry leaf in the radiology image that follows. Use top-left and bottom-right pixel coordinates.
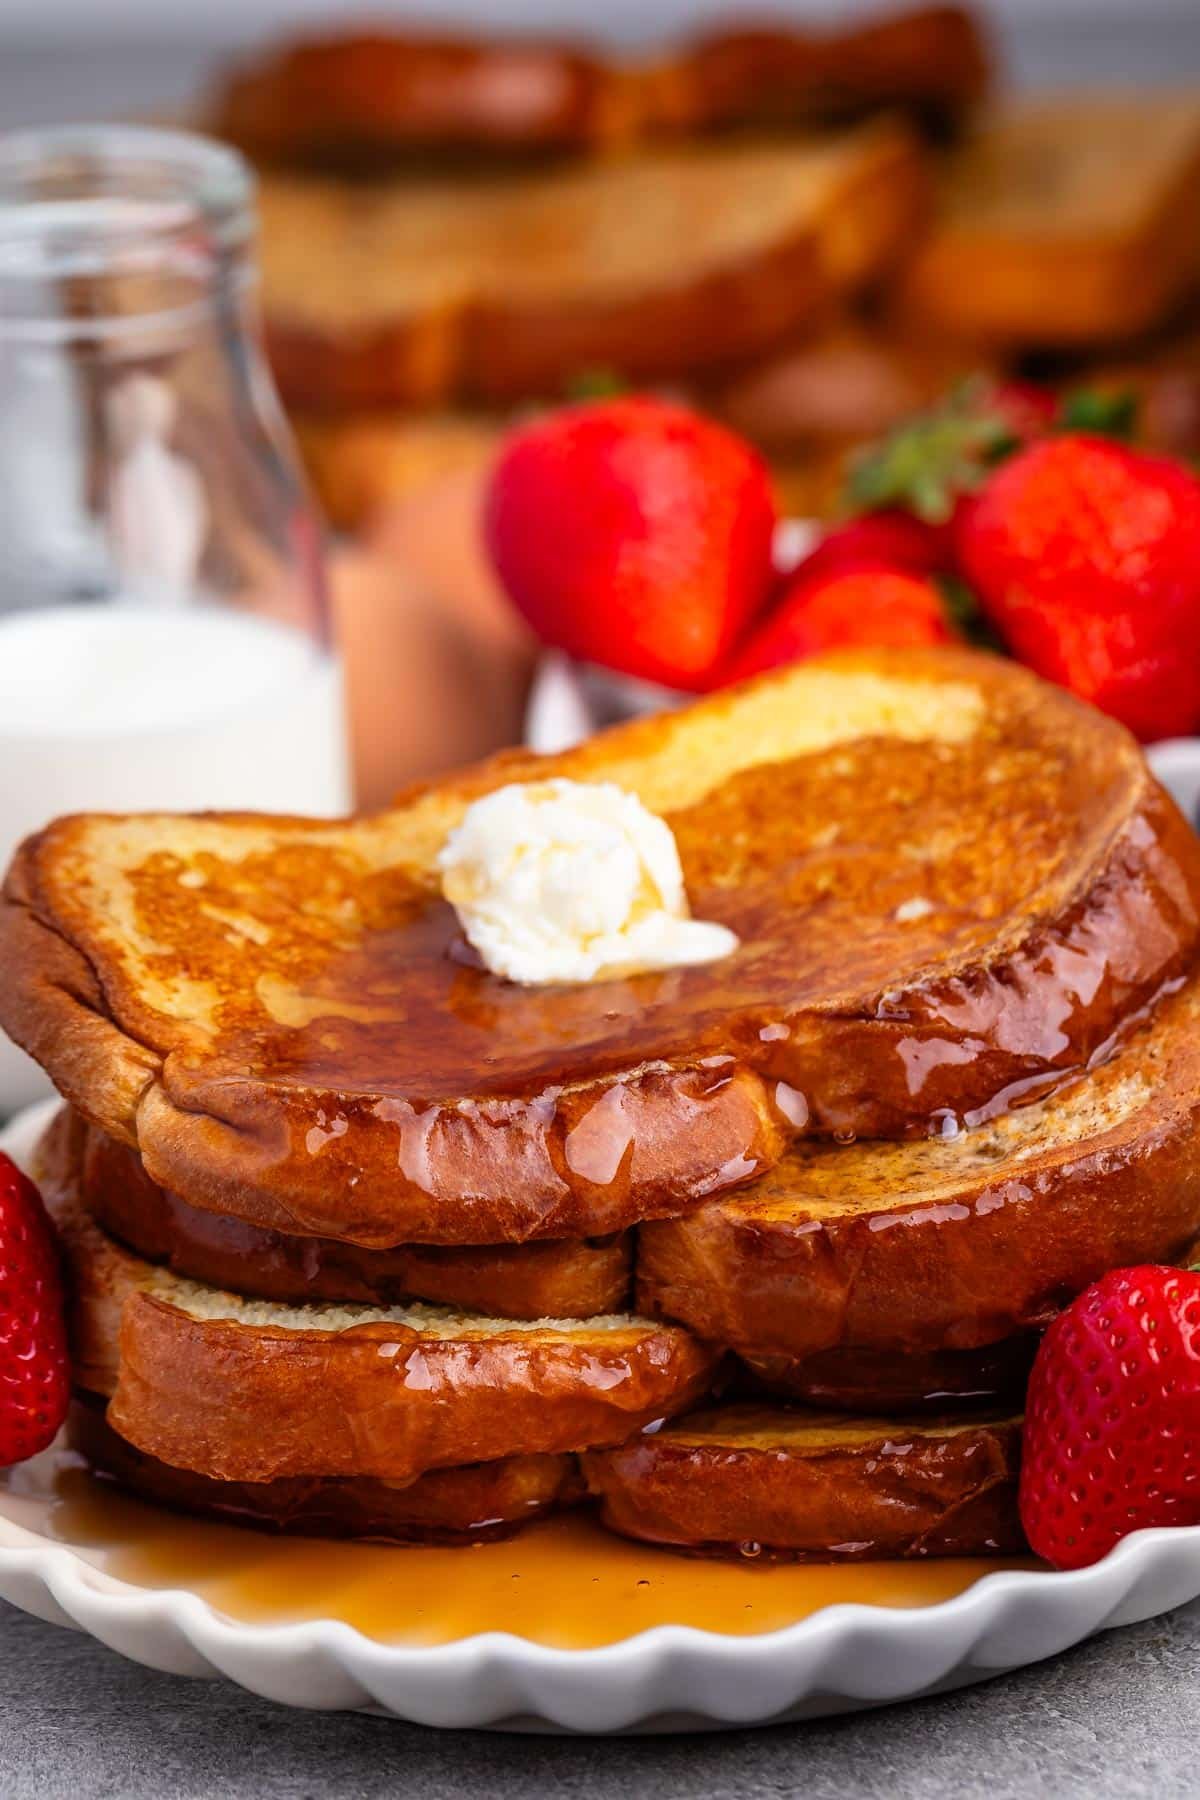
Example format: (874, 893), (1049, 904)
(565, 366), (627, 402)
(844, 377), (1023, 524)
(1058, 387), (1138, 440)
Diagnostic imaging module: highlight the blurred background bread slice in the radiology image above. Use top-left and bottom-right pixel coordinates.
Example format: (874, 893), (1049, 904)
(260, 120), (928, 412)
(901, 92), (1200, 346)
(211, 4), (988, 168)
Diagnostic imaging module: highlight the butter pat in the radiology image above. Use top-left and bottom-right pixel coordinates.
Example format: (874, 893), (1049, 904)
(438, 778), (739, 985)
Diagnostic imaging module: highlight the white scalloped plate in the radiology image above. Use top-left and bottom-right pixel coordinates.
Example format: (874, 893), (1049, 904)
(4, 1102), (1200, 1729)
(2, 739), (1199, 1730)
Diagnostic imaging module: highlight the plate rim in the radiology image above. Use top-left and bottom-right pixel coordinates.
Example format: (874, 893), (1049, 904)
(4, 1079), (1200, 1723)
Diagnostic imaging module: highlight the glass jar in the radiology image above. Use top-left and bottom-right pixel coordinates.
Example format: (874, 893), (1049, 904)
(0, 124), (349, 1108)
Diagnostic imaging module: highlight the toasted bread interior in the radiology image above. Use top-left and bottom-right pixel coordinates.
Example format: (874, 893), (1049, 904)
(257, 119), (927, 406)
(902, 93), (1200, 343)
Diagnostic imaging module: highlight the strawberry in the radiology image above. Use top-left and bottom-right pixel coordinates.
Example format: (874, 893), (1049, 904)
(956, 434), (1200, 740)
(845, 377), (1060, 528)
(0, 1155), (69, 1467)
(724, 564), (955, 682)
(1020, 1265), (1200, 1571)
(484, 396), (777, 691)
(797, 510), (948, 583)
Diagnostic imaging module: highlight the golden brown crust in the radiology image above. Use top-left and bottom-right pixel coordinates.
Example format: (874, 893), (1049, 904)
(638, 980), (1200, 1361)
(738, 1338), (1038, 1413)
(581, 1404), (1024, 1560)
(673, 9), (987, 137)
(135, 1058), (780, 1247)
(4, 650), (1199, 1246)
(213, 8), (986, 167)
(48, 1170), (717, 1485)
(110, 1299), (714, 1485)
(0, 882), (154, 1152)
(71, 1398), (581, 1543)
(216, 36), (614, 166)
(48, 1107), (631, 1318)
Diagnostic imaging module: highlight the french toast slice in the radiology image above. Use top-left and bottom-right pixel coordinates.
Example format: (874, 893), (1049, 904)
(69, 1397), (580, 1543)
(901, 93), (1200, 347)
(581, 1404), (1024, 1559)
(260, 119), (926, 411)
(738, 1339), (1039, 1414)
(4, 649), (1199, 1248)
(46, 1180), (715, 1487)
(40, 1106), (631, 1318)
(638, 978), (1200, 1367)
(214, 7), (985, 167)
(216, 32), (618, 166)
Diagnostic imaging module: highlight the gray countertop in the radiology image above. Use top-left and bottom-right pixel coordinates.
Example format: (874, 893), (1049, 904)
(2, 1592), (1199, 1799)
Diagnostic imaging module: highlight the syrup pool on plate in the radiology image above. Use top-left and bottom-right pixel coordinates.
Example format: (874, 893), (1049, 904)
(0, 1446), (1031, 1649)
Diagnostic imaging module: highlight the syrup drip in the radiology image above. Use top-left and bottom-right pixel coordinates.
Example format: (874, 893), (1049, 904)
(0, 1449), (1032, 1649)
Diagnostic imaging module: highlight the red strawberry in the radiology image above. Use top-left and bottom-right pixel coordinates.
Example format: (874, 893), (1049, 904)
(724, 565), (955, 682)
(956, 434), (1200, 740)
(0, 1155), (69, 1467)
(484, 397), (777, 691)
(845, 377), (1060, 528)
(1020, 1265), (1200, 1571)
(984, 378), (1063, 444)
(797, 510), (948, 583)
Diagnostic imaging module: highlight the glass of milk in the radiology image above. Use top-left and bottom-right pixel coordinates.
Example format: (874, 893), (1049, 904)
(0, 125), (349, 1109)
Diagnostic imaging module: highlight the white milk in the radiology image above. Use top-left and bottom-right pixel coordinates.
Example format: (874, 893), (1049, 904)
(0, 603), (350, 1107)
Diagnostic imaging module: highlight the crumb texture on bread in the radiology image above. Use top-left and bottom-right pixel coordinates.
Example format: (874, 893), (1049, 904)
(3, 648), (1198, 1248)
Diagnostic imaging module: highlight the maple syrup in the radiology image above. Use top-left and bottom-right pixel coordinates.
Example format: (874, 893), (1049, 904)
(0, 1447), (1031, 1649)
(143, 730), (1146, 1107)
(111, 732), (1200, 1250)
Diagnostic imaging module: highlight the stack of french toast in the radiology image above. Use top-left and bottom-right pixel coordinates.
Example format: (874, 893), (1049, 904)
(199, 4), (1200, 525)
(4, 647), (1200, 1559)
(204, 4), (980, 524)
